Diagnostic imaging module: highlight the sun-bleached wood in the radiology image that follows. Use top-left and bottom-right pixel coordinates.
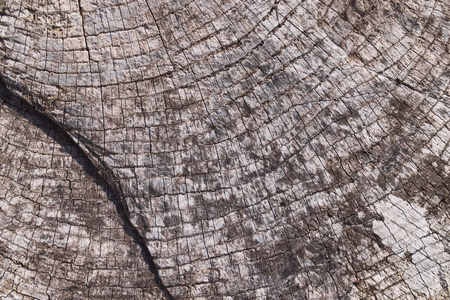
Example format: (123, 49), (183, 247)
(0, 0), (449, 299)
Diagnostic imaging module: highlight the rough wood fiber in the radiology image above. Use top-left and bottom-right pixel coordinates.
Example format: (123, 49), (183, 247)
(0, 0), (449, 299)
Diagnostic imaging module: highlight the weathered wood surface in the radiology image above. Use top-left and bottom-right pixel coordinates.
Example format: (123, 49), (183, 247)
(0, 0), (449, 299)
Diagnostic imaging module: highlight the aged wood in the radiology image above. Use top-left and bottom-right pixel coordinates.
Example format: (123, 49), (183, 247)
(0, 0), (449, 299)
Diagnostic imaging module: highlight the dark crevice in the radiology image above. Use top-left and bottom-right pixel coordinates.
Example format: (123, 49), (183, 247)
(76, 0), (94, 68)
(394, 78), (423, 93)
(0, 76), (174, 300)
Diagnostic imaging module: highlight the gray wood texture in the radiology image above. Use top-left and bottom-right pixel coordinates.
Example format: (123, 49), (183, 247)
(0, 0), (449, 299)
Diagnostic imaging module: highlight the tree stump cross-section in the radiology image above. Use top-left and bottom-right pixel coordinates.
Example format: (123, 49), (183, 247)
(0, 0), (449, 299)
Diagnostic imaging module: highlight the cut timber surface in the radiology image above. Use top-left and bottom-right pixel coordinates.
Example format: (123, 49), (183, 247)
(0, 0), (449, 299)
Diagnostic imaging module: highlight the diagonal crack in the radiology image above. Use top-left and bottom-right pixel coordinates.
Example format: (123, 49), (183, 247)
(0, 76), (174, 300)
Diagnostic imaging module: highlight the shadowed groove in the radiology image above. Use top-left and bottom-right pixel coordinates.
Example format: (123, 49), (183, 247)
(0, 76), (174, 300)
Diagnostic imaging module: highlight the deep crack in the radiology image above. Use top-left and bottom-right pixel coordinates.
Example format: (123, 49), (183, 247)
(0, 76), (174, 300)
